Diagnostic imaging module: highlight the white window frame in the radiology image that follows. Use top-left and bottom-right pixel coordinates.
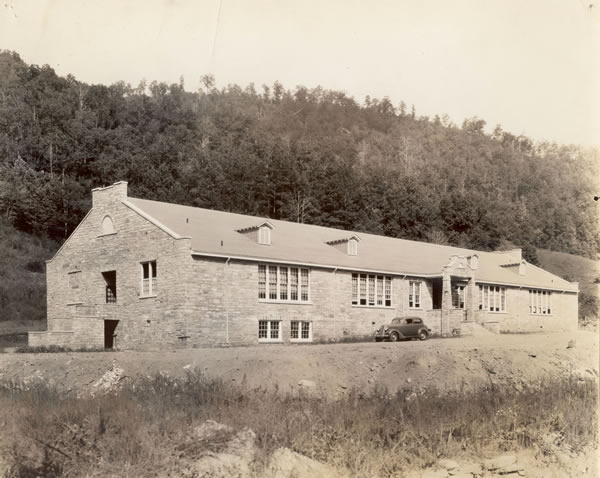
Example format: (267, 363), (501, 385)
(351, 273), (392, 307)
(347, 239), (358, 256)
(258, 319), (282, 342)
(529, 289), (552, 315)
(409, 280), (422, 309)
(290, 320), (312, 342)
(258, 226), (271, 245)
(452, 283), (465, 309)
(140, 260), (157, 297)
(258, 264), (310, 303)
(478, 285), (507, 313)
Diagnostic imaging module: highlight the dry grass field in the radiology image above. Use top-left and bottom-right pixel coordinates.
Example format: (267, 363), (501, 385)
(0, 329), (598, 477)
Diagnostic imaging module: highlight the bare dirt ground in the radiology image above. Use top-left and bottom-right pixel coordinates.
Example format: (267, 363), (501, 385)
(0, 329), (598, 477)
(0, 329), (597, 398)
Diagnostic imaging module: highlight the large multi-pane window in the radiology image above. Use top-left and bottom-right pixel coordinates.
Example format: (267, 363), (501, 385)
(258, 265), (310, 302)
(409, 281), (421, 308)
(478, 285), (506, 312)
(141, 261), (157, 296)
(258, 320), (281, 341)
(291, 321), (311, 341)
(352, 273), (392, 307)
(451, 283), (465, 309)
(529, 289), (552, 315)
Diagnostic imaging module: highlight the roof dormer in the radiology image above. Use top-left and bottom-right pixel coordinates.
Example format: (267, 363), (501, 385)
(500, 259), (527, 276)
(326, 234), (361, 256)
(236, 221), (274, 245)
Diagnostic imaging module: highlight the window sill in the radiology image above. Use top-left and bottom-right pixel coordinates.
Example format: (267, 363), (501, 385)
(139, 295), (158, 299)
(290, 339), (312, 343)
(529, 314), (552, 317)
(351, 305), (393, 309)
(258, 339), (283, 343)
(409, 307), (423, 310)
(97, 232), (117, 238)
(258, 300), (312, 305)
(66, 302), (83, 306)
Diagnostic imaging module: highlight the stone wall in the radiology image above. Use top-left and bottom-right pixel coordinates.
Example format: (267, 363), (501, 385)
(32, 183), (579, 349)
(32, 182), (193, 349)
(184, 258), (438, 346)
(475, 287), (578, 332)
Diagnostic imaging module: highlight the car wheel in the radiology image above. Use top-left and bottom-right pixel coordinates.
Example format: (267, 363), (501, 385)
(389, 331), (399, 342)
(418, 330), (428, 341)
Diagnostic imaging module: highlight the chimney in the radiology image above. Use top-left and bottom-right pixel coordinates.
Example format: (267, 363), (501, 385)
(92, 181), (128, 208)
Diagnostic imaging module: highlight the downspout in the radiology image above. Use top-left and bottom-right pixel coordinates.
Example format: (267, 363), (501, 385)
(225, 257), (231, 344)
(333, 268), (338, 339)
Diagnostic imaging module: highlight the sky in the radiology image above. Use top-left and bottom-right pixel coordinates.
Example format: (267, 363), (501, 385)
(1, 0), (599, 146)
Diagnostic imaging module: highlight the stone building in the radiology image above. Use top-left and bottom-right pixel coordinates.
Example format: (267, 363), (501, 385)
(29, 182), (579, 349)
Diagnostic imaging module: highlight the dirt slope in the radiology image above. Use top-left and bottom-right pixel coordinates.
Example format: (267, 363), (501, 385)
(0, 330), (597, 398)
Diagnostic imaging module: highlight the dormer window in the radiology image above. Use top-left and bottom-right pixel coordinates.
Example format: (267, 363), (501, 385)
(258, 226), (271, 245)
(327, 234), (361, 255)
(237, 221), (274, 245)
(348, 238), (358, 256)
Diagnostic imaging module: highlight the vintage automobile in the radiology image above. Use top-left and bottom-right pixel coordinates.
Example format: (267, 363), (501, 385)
(374, 317), (431, 342)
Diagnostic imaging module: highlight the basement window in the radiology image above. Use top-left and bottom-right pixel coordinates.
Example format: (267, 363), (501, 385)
(290, 321), (312, 342)
(102, 271), (117, 303)
(141, 261), (157, 297)
(258, 320), (281, 342)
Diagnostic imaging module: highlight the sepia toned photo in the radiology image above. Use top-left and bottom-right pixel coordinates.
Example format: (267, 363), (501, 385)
(0, 1), (598, 477)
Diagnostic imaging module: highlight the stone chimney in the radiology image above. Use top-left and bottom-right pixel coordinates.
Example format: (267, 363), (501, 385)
(92, 181), (128, 207)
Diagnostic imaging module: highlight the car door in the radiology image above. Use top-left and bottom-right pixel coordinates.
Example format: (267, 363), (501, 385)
(400, 318), (414, 337)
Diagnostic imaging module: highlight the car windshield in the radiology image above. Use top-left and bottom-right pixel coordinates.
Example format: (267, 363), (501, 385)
(391, 318), (402, 324)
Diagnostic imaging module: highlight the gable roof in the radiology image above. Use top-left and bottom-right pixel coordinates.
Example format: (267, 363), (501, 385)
(126, 197), (578, 292)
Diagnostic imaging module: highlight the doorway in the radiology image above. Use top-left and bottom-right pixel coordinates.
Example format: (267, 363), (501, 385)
(431, 279), (443, 309)
(104, 320), (119, 349)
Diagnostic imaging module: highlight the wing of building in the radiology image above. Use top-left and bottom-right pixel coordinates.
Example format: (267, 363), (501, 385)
(29, 182), (579, 349)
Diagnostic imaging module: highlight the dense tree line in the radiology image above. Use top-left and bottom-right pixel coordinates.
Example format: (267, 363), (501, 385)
(1, 50), (598, 258)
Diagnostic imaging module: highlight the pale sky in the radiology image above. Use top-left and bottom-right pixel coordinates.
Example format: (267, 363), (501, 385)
(1, 0), (599, 146)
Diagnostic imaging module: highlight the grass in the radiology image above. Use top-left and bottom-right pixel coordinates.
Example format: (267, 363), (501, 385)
(0, 372), (597, 478)
(0, 332), (28, 348)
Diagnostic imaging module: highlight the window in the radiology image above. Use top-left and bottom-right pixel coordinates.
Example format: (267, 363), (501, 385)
(452, 283), (465, 309)
(352, 273), (392, 307)
(291, 321), (312, 341)
(478, 285), (506, 312)
(68, 271), (81, 304)
(141, 261), (157, 297)
(257, 265), (310, 302)
(258, 320), (281, 342)
(409, 281), (421, 308)
(102, 271), (117, 303)
(258, 226), (271, 245)
(101, 215), (115, 235)
(348, 238), (358, 256)
(529, 289), (552, 315)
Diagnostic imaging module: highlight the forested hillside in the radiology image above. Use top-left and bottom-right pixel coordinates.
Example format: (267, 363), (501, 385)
(1, 50), (599, 258)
